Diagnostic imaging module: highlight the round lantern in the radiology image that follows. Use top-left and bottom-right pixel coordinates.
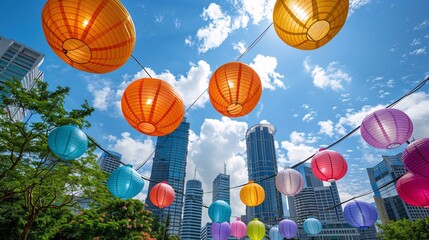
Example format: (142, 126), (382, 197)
(42, 0), (135, 73)
(107, 164), (144, 200)
(360, 108), (413, 149)
(208, 200), (231, 223)
(403, 138), (429, 177)
(273, 0), (349, 50)
(269, 225), (282, 240)
(344, 200), (378, 228)
(209, 62), (262, 117)
(247, 218), (265, 240)
(279, 219), (298, 239)
(276, 168), (304, 196)
(303, 217), (322, 235)
(240, 180), (265, 207)
(396, 172), (429, 208)
(231, 218), (247, 238)
(149, 181), (175, 209)
(121, 78), (184, 136)
(48, 125), (88, 160)
(211, 222), (231, 240)
(311, 149), (348, 182)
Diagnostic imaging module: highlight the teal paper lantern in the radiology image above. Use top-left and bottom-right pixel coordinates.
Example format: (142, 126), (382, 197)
(107, 164), (144, 199)
(269, 225), (282, 240)
(304, 217), (322, 235)
(48, 125), (88, 160)
(208, 200), (231, 223)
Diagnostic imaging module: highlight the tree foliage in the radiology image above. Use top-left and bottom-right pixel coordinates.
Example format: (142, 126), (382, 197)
(377, 217), (429, 240)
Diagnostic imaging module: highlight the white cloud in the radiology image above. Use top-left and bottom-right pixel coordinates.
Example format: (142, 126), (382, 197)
(86, 78), (114, 111)
(318, 120), (334, 137)
(302, 111), (317, 122)
(155, 14), (164, 23)
(304, 57), (352, 91)
(233, 0), (275, 24)
(185, 35), (194, 47)
(232, 41), (246, 54)
(174, 18), (181, 29)
(409, 47), (427, 55)
(249, 54), (286, 90)
(349, 0), (371, 15)
(335, 104), (384, 135)
(413, 20), (429, 31)
(280, 131), (318, 165)
(410, 38), (421, 46)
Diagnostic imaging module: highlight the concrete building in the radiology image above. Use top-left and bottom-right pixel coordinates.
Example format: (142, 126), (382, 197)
(97, 151), (121, 174)
(181, 179), (203, 240)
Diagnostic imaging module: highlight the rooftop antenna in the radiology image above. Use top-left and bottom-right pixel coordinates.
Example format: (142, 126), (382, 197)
(193, 168), (197, 179)
(224, 162), (226, 175)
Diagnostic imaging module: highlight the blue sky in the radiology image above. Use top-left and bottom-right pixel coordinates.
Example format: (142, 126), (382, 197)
(1, 0), (429, 224)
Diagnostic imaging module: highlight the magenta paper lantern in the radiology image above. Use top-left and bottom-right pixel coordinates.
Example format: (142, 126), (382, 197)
(311, 149), (348, 182)
(403, 138), (429, 177)
(360, 108), (413, 149)
(279, 219), (298, 239)
(211, 222), (231, 240)
(396, 172), (429, 208)
(275, 168), (304, 196)
(231, 218), (247, 238)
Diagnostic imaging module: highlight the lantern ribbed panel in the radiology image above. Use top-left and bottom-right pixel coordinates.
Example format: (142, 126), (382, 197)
(211, 222), (231, 240)
(303, 217), (322, 235)
(209, 62), (262, 117)
(276, 168), (304, 196)
(403, 138), (429, 177)
(360, 108), (413, 149)
(208, 200), (231, 223)
(240, 181), (265, 207)
(279, 219), (298, 239)
(344, 200), (378, 228)
(311, 149), (348, 182)
(121, 78), (184, 136)
(273, 0), (349, 50)
(149, 182), (175, 209)
(107, 164), (144, 200)
(247, 218), (265, 240)
(48, 125), (88, 160)
(396, 172), (429, 208)
(42, 0), (135, 73)
(231, 218), (247, 238)
(269, 226), (282, 240)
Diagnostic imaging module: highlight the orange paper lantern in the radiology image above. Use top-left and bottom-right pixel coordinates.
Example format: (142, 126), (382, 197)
(209, 62), (262, 117)
(42, 0), (136, 73)
(121, 78), (184, 136)
(240, 180), (265, 207)
(149, 181), (175, 209)
(273, 0), (349, 50)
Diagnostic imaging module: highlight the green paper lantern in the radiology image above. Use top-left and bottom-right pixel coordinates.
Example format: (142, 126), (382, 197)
(247, 218), (265, 240)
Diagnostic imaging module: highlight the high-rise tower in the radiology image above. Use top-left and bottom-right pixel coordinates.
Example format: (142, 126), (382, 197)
(97, 151), (121, 174)
(212, 164), (230, 204)
(181, 179), (203, 240)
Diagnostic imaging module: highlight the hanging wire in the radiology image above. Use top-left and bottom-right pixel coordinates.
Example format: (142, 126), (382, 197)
(131, 54), (153, 78)
(235, 23), (273, 62)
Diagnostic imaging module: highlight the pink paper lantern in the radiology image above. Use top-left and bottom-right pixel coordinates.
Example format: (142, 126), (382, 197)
(311, 149), (348, 182)
(360, 108), (413, 149)
(403, 138), (429, 177)
(396, 172), (429, 208)
(275, 168), (304, 196)
(231, 218), (247, 238)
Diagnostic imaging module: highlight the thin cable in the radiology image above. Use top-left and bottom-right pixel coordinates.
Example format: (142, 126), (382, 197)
(235, 23), (273, 62)
(131, 54), (153, 78)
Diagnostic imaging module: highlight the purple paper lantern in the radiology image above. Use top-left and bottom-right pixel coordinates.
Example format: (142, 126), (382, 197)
(344, 200), (378, 228)
(403, 138), (429, 177)
(231, 218), (247, 238)
(279, 219), (298, 239)
(396, 172), (429, 208)
(275, 168), (304, 196)
(211, 222), (231, 240)
(360, 108), (413, 149)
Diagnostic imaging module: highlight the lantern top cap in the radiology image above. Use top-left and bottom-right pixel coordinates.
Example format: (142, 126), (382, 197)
(236, 217), (241, 221)
(248, 180), (254, 184)
(161, 181), (168, 184)
(319, 148), (326, 151)
(253, 218), (259, 221)
(125, 164), (133, 168)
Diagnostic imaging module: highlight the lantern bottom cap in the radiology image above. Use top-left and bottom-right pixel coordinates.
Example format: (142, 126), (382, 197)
(327, 179), (336, 182)
(227, 103), (243, 115)
(307, 20), (330, 42)
(387, 142), (401, 149)
(62, 38), (91, 64)
(138, 122), (156, 134)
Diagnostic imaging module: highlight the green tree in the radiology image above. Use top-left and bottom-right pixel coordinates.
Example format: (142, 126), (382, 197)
(377, 217), (429, 240)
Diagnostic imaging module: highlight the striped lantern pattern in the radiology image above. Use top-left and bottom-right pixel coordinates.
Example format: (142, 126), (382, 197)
(149, 181), (175, 209)
(396, 172), (429, 208)
(208, 200), (231, 223)
(344, 200), (378, 228)
(48, 125), (88, 160)
(247, 218), (265, 240)
(231, 218), (247, 238)
(121, 78), (184, 136)
(211, 222), (231, 240)
(240, 180), (265, 207)
(42, 0), (135, 73)
(269, 225), (282, 240)
(311, 149), (348, 182)
(279, 219), (298, 239)
(304, 217), (322, 235)
(402, 138), (429, 177)
(275, 168), (304, 196)
(107, 164), (144, 200)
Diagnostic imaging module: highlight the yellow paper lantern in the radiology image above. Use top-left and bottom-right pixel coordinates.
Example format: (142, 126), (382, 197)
(273, 0), (349, 50)
(121, 78), (184, 136)
(42, 0), (136, 73)
(209, 62), (262, 117)
(247, 218), (265, 240)
(240, 180), (265, 207)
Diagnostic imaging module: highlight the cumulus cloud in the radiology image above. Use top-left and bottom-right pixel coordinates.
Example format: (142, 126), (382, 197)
(304, 57), (352, 91)
(233, 0), (275, 24)
(349, 0), (371, 15)
(280, 131), (319, 165)
(250, 54), (286, 90)
(232, 41), (246, 54)
(318, 120), (335, 137)
(302, 111), (317, 122)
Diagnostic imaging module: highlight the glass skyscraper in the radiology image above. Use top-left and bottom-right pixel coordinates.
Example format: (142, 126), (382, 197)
(145, 119), (190, 236)
(212, 166), (230, 204)
(97, 151), (121, 174)
(181, 179), (203, 240)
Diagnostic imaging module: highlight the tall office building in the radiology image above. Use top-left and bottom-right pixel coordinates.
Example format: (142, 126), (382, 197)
(200, 222), (212, 240)
(245, 124), (283, 225)
(212, 164), (230, 204)
(97, 151), (121, 174)
(145, 119), (190, 236)
(367, 153), (429, 225)
(0, 36), (44, 122)
(181, 179), (203, 240)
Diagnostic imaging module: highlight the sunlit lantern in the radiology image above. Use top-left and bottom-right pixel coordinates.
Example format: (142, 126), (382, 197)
(276, 168), (304, 196)
(231, 218), (247, 238)
(107, 164), (144, 200)
(360, 108), (413, 149)
(121, 78), (184, 136)
(311, 149), (348, 182)
(304, 217), (322, 235)
(247, 218), (265, 240)
(208, 200), (231, 223)
(269, 225), (282, 240)
(48, 125), (88, 160)
(149, 181), (175, 209)
(279, 219), (298, 239)
(209, 62), (262, 117)
(403, 138), (429, 177)
(240, 180), (265, 207)
(273, 0), (349, 50)
(344, 200), (378, 228)
(211, 222), (231, 240)
(396, 172), (429, 208)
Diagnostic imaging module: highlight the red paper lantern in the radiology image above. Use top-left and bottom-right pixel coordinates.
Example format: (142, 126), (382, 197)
(402, 138), (429, 177)
(311, 149), (348, 182)
(396, 172), (429, 208)
(149, 181), (175, 208)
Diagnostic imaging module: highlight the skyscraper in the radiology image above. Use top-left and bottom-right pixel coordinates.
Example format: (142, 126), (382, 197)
(146, 119), (190, 236)
(0, 36), (44, 121)
(181, 179), (203, 240)
(212, 164), (230, 204)
(245, 124), (283, 225)
(97, 151), (121, 174)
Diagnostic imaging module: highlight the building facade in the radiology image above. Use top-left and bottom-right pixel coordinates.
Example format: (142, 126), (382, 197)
(212, 167), (230, 204)
(97, 151), (121, 174)
(181, 179), (203, 240)
(200, 222), (212, 240)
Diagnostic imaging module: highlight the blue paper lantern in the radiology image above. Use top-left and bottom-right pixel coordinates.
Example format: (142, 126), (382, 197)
(269, 225), (282, 240)
(279, 219), (298, 239)
(107, 164), (144, 199)
(208, 200), (231, 223)
(48, 125), (88, 160)
(344, 200), (378, 228)
(304, 217), (322, 235)
(211, 222), (231, 240)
